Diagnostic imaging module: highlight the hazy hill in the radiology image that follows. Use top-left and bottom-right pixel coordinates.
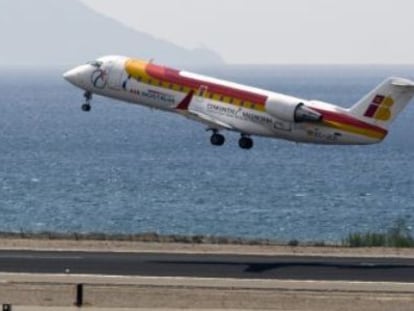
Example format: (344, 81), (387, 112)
(0, 0), (223, 68)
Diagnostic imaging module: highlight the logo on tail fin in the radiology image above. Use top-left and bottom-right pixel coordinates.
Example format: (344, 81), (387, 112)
(363, 95), (394, 121)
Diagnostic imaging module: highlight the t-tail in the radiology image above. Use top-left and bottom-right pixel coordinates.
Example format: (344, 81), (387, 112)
(348, 77), (414, 136)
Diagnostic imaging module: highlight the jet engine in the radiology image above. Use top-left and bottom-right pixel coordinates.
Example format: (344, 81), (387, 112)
(265, 98), (322, 123)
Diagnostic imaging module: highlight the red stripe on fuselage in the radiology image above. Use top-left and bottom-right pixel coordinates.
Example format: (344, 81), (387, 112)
(314, 108), (388, 135)
(145, 62), (387, 137)
(146, 63), (268, 105)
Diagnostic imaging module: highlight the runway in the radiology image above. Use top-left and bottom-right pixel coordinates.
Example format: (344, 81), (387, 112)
(1, 250), (414, 282)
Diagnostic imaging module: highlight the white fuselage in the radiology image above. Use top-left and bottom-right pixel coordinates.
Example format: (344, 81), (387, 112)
(64, 56), (390, 147)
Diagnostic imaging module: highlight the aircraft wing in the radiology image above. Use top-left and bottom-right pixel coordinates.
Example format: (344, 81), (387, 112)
(187, 110), (234, 130)
(175, 91), (234, 130)
(176, 90), (195, 110)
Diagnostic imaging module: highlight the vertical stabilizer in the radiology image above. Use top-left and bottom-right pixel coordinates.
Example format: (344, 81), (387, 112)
(349, 77), (414, 129)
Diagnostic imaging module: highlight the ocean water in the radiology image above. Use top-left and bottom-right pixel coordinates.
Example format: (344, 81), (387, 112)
(1, 65), (414, 242)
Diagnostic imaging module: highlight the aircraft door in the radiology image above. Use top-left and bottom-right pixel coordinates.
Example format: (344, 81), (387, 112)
(193, 85), (209, 112)
(106, 60), (124, 91)
(198, 85), (208, 98)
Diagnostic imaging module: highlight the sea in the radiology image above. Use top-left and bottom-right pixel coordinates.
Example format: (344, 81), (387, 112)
(1, 65), (414, 242)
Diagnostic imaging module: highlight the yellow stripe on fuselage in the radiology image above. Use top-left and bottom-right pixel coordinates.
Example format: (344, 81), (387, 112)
(323, 120), (386, 140)
(124, 59), (386, 140)
(123, 59), (266, 113)
(125, 59), (152, 81)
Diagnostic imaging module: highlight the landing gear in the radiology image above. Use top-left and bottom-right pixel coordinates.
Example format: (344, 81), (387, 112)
(81, 103), (91, 112)
(239, 135), (253, 150)
(210, 132), (225, 146)
(207, 129), (254, 149)
(82, 91), (92, 112)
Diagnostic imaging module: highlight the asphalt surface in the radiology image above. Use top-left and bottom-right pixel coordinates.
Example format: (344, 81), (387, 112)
(1, 250), (414, 282)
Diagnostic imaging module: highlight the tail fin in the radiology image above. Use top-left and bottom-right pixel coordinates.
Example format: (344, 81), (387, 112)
(349, 77), (414, 129)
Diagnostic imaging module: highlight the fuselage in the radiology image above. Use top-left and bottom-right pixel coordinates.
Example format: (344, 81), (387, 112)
(64, 55), (389, 147)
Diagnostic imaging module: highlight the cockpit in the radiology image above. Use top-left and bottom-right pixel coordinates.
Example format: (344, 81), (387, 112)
(87, 60), (103, 68)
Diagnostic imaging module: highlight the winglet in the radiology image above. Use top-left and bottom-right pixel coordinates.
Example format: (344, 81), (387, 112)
(391, 77), (414, 88)
(176, 90), (195, 110)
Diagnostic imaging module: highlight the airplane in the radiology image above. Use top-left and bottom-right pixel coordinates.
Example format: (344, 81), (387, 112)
(63, 55), (414, 149)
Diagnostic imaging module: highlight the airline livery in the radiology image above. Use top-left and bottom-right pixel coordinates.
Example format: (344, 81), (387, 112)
(64, 55), (414, 149)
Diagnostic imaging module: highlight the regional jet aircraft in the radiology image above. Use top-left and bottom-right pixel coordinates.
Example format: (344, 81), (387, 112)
(63, 55), (414, 149)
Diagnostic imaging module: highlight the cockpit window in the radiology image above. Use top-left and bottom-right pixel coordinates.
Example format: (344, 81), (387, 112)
(87, 60), (103, 68)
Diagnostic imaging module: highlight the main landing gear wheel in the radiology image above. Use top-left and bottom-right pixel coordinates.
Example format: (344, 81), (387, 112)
(239, 136), (253, 149)
(82, 91), (92, 112)
(210, 133), (225, 146)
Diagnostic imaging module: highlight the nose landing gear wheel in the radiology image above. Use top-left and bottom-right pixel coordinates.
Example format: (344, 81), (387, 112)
(239, 136), (253, 149)
(81, 103), (91, 112)
(82, 91), (92, 112)
(210, 133), (225, 146)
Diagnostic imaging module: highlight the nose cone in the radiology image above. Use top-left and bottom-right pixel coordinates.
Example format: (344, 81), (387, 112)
(63, 67), (81, 86)
(63, 67), (80, 85)
(63, 65), (91, 89)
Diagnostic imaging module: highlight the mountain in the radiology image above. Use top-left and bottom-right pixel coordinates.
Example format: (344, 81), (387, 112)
(0, 0), (223, 68)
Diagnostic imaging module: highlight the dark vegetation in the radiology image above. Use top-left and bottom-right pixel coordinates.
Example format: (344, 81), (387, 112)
(0, 219), (412, 248)
(342, 218), (414, 248)
(0, 231), (277, 246)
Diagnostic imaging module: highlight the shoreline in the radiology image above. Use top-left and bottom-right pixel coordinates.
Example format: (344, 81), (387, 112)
(1, 235), (414, 258)
(0, 231), (284, 246)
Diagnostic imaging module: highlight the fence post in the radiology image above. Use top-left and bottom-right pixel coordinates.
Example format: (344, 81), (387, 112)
(75, 283), (83, 307)
(2, 304), (12, 311)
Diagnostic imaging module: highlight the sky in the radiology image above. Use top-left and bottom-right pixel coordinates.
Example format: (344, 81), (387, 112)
(80, 0), (414, 64)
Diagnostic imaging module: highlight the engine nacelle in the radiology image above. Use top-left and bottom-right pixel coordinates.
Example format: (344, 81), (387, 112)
(265, 97), (322, 123)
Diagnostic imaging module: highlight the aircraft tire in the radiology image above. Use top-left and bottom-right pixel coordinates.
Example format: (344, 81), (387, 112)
(210, 133), (225, 146)
(239, 136), (253, 149)
(81, 103), (91, 112)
